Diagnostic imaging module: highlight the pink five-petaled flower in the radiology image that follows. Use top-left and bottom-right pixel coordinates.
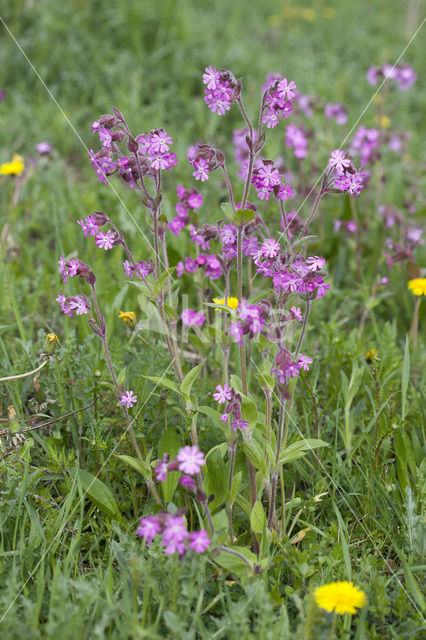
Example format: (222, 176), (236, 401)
(189, 530), (211, 553)
(95, 229), (115, 250)
(261, 238), (280, 259)
(98, 127), (112, 149)
(192, 158), (210, 182)
(277, 78), (297, 100)
(306, 256), (325, 271)
(181, 309), (206, 326)
(68, 296), (90, 315)
(162, 515), (188, 547)
(136, 516), (161, 545)
(328, 150), (351, 173)
(150, 130), (173, 154)
(290, 306), (303, 321)
(298, 354), (313, 371)
(155, 454), (168, 482)
(120, 390), (137, 408)
(176, 445), (205, 475)
(213, 383), (232, 404)
(203, 65), (220, 90)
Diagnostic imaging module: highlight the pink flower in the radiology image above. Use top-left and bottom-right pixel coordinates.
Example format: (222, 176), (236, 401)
(162, 515), (188, 544)
(230, 419), (249, 431)
(56, 292), (72, 316)
(179, 475), (196, 491)
(95, 230), (115, 250)
(120, 390), (137, 408)
(203, 65), (220, 90)
(277, 78), (297, 100)
(192, 158), (210, 182)
(155, 454), (168, 482)
(213, 383), (232, 404)
(176, 445), (205, 475)
(163, 539), (186, 555)
(150, 130), (173, 154)
(123, 260), (133, 278)
(306, 256), (325, 271)
(68, 296), (90, 315)
(181, 309), (206, 326)
(297, 354), (313, 371)
(58, 255), (68, 282)
(290, 306), (303, 321)
(136, 516), (161, 544)
(328, 150), (351, 173)
(189, 529), (211, 553)
(261, 239), (280, 259)
(36, 141), (52, 154)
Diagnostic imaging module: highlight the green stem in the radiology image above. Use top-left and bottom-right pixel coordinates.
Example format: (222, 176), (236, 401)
(298, 189), (325, 242)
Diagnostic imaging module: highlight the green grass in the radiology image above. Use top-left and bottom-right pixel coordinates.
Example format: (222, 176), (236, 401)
(0, 1), (425, 638)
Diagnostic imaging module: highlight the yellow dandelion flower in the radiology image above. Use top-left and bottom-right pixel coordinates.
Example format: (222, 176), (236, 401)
(323, 7), (335, 19)
(379, 115), (391, 128)
(0, 154), (25, 176)
(365, 349), (378, 364)
(46, 333), (59, 345)
(118, 310), (136, 325)
(212, 297), (239, 311)
(301, 8), (316, 21)
(314, 581), (366, 615)
(408, 278), (426, 297)
(283, 7), (298, 19)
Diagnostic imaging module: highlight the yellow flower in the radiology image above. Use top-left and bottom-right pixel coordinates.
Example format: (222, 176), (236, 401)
(323, 7), (335, 19)
(118, 310), (136, 325)
(301, 8), (316, 21)
(314, 581), (366, 615)
(0, 153), (25, 176)
(46, 333), (59, 345)
(408, 278), (426, 297)
(212, 297), (239, 311)
(365, 349), (378, 364)
(379, 115), (391, 128)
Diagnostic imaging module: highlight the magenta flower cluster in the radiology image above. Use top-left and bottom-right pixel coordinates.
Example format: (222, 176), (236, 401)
(324, 103), (348, 125)
(169, 184), (203, 236)
(327, 150), (366, 198)
(271, 351), (313, 384)
(261, 76), (297, 129)
(228, 300), (270, 346)
(285, 123), (308, 159)
(202, 66), (236, 116)
(89, 114), (178, 186)
(213, 384), (249, 431)
(366, 63), (417, 91)
(181, 309), (206, 326)
(251, 159), (294, 202)
(136, 512), (210, 555)
(56, 292), (90, 317)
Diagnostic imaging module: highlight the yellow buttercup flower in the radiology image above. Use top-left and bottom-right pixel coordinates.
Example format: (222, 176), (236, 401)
(408, 278), (426, 297)
(314, 581), (366, 615)
(118, 310), (136, 325)
(46, 333), (59, 345)
(0, 153), (25, 176)
(365, 349), (378, 364)
(212, 297), (239, 311)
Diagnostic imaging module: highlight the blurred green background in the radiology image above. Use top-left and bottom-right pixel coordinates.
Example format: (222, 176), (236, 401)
(1, 0), (425, 158)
